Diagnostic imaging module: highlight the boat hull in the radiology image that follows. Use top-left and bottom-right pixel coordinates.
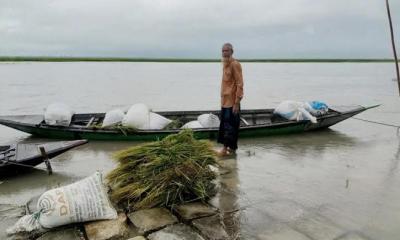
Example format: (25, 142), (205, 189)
(0, 106), (373, 141)
(0, 140), (88, 175)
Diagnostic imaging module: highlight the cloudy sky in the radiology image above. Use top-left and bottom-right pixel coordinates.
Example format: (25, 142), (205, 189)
(0, 0), (399, 58)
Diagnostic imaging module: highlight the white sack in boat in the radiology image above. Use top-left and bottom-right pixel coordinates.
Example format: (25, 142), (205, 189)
(122, 103), (150, 129)
(274, 100), (317, 123)
(7, 172), (117, 234)
(148, 112), (172, 129)
(181, 120), (203, 129)
(197, 113), (220, 128)
(44, 103), (74, 126)
(102, 108), (125, 127)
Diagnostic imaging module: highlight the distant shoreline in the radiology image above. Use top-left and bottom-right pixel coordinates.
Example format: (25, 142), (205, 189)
(0, 57), (398, 63)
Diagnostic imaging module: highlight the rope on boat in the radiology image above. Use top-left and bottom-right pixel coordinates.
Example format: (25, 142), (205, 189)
(352, 117), (400, 128)
(352, 117), (400, 135)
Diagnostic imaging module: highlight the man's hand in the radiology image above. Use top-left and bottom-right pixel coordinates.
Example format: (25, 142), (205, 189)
(233, 103), (240, 114)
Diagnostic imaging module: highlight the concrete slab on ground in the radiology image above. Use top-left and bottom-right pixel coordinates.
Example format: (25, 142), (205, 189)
(36, 227), (84, 240)
(192, 214), (229, 240)
(84, 213), (129, 240)
(147, 224), (204, 240)
(127, 208), (178, 234)
(174, 202), (217, 220)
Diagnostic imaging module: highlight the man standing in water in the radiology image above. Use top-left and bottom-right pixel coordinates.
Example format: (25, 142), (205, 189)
(218, 43), (244, 156)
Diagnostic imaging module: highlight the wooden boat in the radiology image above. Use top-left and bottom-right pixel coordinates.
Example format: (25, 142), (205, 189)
(0, 140), (88, 174)
(0, 105), (378, 141)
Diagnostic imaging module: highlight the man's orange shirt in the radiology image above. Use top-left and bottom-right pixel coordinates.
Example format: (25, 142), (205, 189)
(221, 59), (244, 108)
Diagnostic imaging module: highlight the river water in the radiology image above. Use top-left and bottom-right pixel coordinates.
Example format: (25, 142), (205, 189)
(0, 62), (399, 239)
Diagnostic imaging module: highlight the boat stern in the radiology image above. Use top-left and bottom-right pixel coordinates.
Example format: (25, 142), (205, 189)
(0, 115), (44, 135)
(0, 115), (44, 126)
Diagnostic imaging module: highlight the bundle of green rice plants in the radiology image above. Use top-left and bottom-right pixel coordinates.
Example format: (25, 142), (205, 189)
(163, 119), (184, 129)
(89, 122), (138, 134)
(106, 129), (218, 210)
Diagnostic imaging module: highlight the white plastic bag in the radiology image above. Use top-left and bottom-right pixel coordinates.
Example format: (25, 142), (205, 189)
(274, 101), (317, 123)
(7, 172), (117, 234)
(44, 103), (74, 126)
(298, 107), (317, 123)
(273, 101), (302, 120)
(181, 120), (203, 129)
(148, 112), (172, 129)
(122, 103), (150, 129)
(197, 113), (220, 128)
(102, 109), (125, 127)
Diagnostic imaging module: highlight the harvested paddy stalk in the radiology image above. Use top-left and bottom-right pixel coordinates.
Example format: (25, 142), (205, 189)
(106, 129), (218, 210)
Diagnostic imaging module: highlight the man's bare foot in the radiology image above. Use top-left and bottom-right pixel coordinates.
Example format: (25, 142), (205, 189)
(226, 147), (236, 155)
(216, 147), (236, 157)
(216, 150), (227, 157)
(216, 147), (228, 157)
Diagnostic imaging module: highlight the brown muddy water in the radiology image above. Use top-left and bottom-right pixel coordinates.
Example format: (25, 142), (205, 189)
(0, 62), (399, 239)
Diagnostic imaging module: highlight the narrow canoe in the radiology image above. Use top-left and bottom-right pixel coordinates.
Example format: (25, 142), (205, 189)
(0, 140), (88, 175)
(0, 105), (378, 141)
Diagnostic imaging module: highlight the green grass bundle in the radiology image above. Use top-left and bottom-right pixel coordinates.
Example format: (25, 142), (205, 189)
(106, 129), (218, 210)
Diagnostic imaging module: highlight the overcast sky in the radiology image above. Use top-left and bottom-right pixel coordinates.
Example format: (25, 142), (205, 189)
(0, 0), (399, 58)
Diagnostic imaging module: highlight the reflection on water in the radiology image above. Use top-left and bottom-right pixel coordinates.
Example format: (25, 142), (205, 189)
(0, 171), (76, 204)
(209, 155), (242, 239)
(240, 128), (357, 156)
(363, 133), (400, 240)
(0, 171), (73, 194)
(211, 126), (400, 239)
(386, 133), (400, 181)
